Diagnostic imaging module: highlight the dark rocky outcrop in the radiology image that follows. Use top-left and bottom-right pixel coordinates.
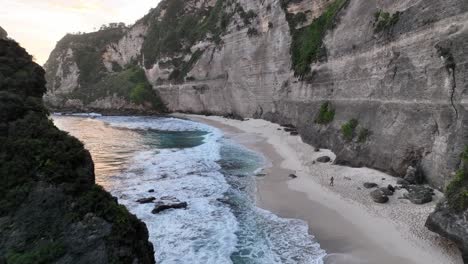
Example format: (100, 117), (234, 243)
(0, 39), (155, 263)
(426, 201), (468, 262)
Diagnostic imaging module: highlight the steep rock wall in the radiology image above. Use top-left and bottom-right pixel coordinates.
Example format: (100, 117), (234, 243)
(44, 0), (468, 190)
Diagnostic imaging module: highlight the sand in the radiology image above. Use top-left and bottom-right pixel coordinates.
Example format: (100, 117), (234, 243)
(181, 114), (463, 264)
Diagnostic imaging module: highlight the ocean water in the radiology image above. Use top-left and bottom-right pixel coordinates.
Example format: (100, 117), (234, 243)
(53, 115), (326, 264)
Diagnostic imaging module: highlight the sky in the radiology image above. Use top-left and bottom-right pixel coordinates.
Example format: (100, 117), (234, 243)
(1, 0), (161, 65)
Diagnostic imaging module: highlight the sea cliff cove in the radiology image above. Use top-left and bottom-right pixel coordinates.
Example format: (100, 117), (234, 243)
(1, 0), (468, 263)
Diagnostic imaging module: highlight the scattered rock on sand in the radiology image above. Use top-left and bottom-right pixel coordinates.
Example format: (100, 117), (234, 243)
(387, 185), (395, 193)
(363, 182), (378, 189)
(290, 131), (299, 136)
(317, 156), (331, 163)
(289, 174), (298, 179)
(152, 197), (188, 214)
(148, 189), (155, 193)
(314, 148), (320, 152)
(136, 197), (156, 204)
(397, 178), (410, 186)
(379, 187), (394, 196)
(370, 189), (389, 203)
(404, 185), (434, 204)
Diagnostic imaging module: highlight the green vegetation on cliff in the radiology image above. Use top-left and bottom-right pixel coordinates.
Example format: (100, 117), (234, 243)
(281, 0), (348, 77)
(0, 39), (154, 263)
(315, 102), (335, 124)
(341, 119), (358, 141)
(373, 10), (400, 33)
(52, 28), (127, 86)
(141, 0), (234, 69)
(67, 66), (166, 111)
(446, 147), (468, 212)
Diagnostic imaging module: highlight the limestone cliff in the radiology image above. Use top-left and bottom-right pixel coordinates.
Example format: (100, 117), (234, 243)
(0, 38), (155, 263)
(44, 0), (468, 259)
(45, 0), (468, 189)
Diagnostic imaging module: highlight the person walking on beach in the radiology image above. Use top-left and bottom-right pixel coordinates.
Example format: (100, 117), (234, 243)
(330, 176), (334, 186)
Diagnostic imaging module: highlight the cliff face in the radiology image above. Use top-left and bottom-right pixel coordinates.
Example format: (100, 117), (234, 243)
(0, 38), (155, 263)
(45, 0), (468, 190)
(43, 0), (468, 259)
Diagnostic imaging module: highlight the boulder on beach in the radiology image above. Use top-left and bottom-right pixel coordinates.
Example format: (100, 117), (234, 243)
(397, 178), (410, 186)
(290, 131), (299, 136)
(404, 185), (434, 204)
(314, 148), (320, 152)
(317, 156), (331, 163)
(379, 187), (394, 196)
(387, 185), (395, 193)
(363, 182), (378, 189)
(289, 174), (298, 179)
(148, 189), (155, 193)
(370, 189), (389, 203)
(136, 197), (156, 204)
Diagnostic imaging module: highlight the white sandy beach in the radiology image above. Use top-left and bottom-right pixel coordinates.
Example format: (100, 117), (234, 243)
(183, 114), (462, 264)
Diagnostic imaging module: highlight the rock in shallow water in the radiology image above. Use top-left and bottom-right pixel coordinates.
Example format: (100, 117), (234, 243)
(151, 198), (188, 214)
(136, 197), (156, 204)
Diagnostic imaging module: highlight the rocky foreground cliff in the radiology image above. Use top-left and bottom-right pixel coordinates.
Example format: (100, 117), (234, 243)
(0, 33), (155, 263)
(44, 0), (468, 260)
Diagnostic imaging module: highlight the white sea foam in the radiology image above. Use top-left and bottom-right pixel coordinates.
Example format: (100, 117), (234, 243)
(100, 116), (213, 132)
(90, 116), (325, 264)
(101, 116), (239, 263)
(69, 112), (103, 117)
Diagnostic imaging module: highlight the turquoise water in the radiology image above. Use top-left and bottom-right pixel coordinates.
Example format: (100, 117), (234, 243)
(53, 115), (325, 264)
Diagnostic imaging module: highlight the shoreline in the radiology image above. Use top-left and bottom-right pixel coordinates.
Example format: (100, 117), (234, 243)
(183, 114), (462, 264)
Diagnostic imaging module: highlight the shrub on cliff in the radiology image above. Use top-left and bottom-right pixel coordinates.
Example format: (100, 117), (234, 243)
(373, 10), (400, 33)
(341, 119), (358, 141)
(445, 147), (468, 212)
(283, 0), (349, 77)
(315, 102), (335, 124)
